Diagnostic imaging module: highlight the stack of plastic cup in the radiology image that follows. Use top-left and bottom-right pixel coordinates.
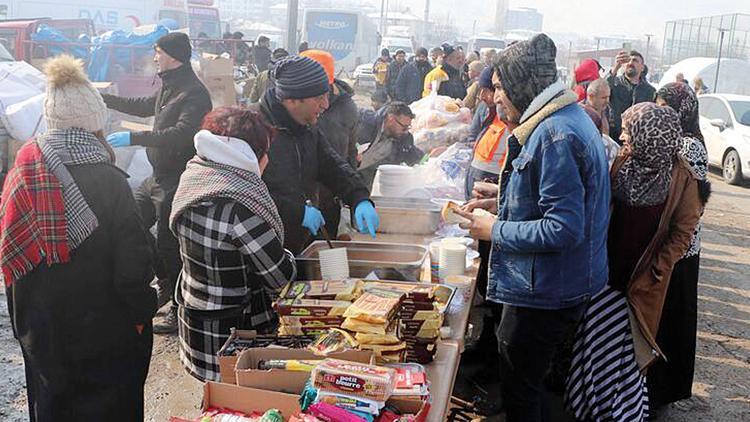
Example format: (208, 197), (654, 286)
(318, 247), (350, 280)
(439, 239), (467, 281)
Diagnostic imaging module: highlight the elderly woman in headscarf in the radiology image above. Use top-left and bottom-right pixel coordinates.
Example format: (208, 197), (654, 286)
(169, 106), (295, 382)
(647, 82), (711, 410)
(565, 103), (703, 421)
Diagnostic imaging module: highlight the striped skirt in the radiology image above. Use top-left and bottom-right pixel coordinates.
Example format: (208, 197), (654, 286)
(565, 285), (650, 421)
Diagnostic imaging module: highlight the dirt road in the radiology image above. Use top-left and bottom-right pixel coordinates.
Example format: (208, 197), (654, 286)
(1, 172), (748, 421)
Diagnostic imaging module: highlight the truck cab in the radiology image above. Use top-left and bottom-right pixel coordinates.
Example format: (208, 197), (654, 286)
(0, 18), (94, 62)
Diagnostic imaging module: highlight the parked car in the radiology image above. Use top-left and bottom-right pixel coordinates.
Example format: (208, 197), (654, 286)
(353, 62), (375, 89)
(698, 93), (750, 184)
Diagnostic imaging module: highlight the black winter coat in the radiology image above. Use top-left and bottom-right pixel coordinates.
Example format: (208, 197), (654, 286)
(395, 60), (433, 104)
(386, 60), (407, 99)
(316, 79), (360, 237)
(103, 64), (212, 179)
(7, 163), (156, 420)
(607, 73), (656, 141)
(253, 45), (273, 72)
(252, 89), (371, 254)
(438, 63), (467, 100)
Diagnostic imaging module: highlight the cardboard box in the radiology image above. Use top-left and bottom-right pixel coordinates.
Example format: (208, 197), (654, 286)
(217, 329), (258, 385)
(235, 347), (373, 394)
(203, 75), (237, 108)
(120, 120), (153, 132)
(199, 53), (233, 78)
(197, 381), (301, 420)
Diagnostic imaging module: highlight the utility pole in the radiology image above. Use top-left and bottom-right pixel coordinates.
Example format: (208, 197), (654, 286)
(644, 33), (654, 64)
(285, 0), (299, 51)
(714, 28), (728, 94)
(380, 0), (386, 36)
(422, 0), (430, 46)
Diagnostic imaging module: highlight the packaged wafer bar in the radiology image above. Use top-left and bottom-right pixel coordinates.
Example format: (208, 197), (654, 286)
(399, 307), (441, 321)
(343, 292), (403, 325)
(354, 332), (401, 345)
(309, 328), (358, 356)
(341, 318), (396, 335)
(275, 298), (351, 317)
(316, 392), (384, 415)
(312, 359), (396, 402)
(278, 325), (340, 337)
(281, 279), (364, 301)
(279, 315), (346, 326)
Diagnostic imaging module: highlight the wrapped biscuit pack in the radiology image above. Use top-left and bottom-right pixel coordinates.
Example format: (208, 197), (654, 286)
(343, 292), (403, 324)
(281, 279), (364, 301)
(312, 359), (397, 402)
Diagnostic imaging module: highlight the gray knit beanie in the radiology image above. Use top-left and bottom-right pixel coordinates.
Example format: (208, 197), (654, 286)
(496, 33), (558, 114)
(43, 55), (107, 133)
(271, 55), (329, 100)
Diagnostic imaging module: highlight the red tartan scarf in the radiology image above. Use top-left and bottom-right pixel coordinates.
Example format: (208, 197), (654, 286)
(0, 142), (69, 286)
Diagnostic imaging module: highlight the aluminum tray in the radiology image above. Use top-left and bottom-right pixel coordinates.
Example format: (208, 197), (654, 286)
(372, 196), (441, 235)
(296, 240), (428, 281)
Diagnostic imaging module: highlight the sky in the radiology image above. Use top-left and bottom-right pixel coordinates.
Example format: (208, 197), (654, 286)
(417, 0), (750, 39)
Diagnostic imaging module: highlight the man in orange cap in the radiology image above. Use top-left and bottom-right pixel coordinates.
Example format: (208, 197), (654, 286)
(300, 49), (359, 238)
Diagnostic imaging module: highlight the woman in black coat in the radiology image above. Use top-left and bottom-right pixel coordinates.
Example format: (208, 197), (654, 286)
(1, 56), (156, 421)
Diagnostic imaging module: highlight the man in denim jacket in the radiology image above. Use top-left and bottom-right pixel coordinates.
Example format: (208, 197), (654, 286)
(457, 34), (610, 421)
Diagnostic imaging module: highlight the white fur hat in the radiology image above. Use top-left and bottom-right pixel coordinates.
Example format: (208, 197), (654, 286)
(43, 55), (107, 133)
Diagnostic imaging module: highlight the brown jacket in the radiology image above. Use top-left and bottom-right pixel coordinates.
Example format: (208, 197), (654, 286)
(610, 155), (703, 370)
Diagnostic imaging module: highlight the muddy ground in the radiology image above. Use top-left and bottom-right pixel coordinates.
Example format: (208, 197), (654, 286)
(1, 169), (748, 421)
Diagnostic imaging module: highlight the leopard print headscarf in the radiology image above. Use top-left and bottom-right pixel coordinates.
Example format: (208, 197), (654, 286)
(613, 103), (683, 207)
(656, 82), (704, 144)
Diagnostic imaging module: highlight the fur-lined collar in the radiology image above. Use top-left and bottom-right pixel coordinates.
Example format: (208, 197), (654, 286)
(512, 90), (579, 145)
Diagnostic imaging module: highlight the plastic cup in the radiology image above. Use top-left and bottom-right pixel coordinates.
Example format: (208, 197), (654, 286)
(318, 247), (350, 280)
(429, 241), (441, 283)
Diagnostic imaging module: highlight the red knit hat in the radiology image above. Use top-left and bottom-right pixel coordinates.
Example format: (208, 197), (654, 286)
(300, 49), (335, 85)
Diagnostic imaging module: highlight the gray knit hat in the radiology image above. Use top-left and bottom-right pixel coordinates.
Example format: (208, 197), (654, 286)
(43, 55), (107, 133)
(271, 55), (329, 100)
(496, 33), (558, 114)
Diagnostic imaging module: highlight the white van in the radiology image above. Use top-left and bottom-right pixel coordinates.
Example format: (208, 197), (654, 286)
(379, 36), (414, 59)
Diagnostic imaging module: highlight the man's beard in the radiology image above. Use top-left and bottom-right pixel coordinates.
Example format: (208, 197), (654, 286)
(625, 67), (638, 78)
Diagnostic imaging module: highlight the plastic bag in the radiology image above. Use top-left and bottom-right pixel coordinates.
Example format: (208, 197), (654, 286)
(413, 143), (473, 200)
(412, 122), (470, 152)
(2, 93), (46, 141)
(409, 94), (472, 131)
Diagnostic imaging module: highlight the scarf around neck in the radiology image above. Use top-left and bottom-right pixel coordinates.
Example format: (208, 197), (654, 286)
(0, 128), (113, 286)
(170, 156), (284, 245)
(613, 103), (682, 207)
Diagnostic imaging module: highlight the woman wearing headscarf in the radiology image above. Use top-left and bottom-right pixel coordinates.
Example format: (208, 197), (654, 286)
(1, 55), (156, 420)
(565, 103), (703, 421)
(170, 106), (295, 382)
(648, 82), (711, 410)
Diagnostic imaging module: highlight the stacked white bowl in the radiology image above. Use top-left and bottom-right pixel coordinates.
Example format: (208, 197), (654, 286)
(377, 164), (417, 197)
(318, 247), (350, 280)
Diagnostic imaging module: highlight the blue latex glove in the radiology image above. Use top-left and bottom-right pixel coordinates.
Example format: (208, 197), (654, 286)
(106, 131), (131, 148)
(302, 204), (325, 235)
(354, 200), (379, 238)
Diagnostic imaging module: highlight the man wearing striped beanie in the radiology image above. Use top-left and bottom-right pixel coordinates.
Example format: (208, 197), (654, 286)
(250, 55), (379, 254)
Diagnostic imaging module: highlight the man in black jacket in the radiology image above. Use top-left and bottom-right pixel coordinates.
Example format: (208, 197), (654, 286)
(438, 43), (467, 100)
(607, 50), (656, 141)
(103, 32), (212, 333)
(385, 49), (407, 100)
(249, 56), (379, 254)
(395, 47), (432, 104)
